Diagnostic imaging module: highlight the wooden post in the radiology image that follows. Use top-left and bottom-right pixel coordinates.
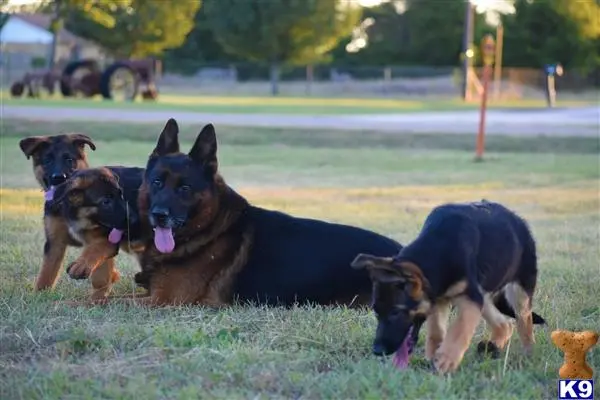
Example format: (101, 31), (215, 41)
(383, 66), (391, 94)
(305, 65), (313, 95)
(493, 24), (504, 100)
(475, 34), (495, 162)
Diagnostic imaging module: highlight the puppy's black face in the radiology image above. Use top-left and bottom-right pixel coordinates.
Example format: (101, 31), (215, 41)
(351, 254), (430, 357)
(144, 119), (219, 231)
(19, 134), (96, 191)
(56, 168), (131, 231)
(372, 281), (426, 356)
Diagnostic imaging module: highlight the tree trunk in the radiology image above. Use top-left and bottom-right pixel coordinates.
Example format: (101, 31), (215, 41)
(269, 62), (280, 96)
(48, 1), (62, 70)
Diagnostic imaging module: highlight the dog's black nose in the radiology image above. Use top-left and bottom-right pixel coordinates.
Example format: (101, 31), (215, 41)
(151, 207), (170, 221)
(372, 342), (386, 357)
(50, 173), (67, 186)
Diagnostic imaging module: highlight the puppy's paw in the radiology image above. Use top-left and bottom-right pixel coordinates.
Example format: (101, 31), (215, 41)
(433, 346), (464, 374)
(66, 259), (92, 280)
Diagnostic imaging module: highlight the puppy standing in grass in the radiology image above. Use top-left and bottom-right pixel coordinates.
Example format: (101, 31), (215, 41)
(18, 134), (120, 297)
(352, 200), (546, 374)
(19, 134), (144, 301)
(52, 167), (146, 302)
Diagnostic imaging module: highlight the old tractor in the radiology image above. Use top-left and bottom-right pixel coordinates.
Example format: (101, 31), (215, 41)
(10, 58), (160, 101)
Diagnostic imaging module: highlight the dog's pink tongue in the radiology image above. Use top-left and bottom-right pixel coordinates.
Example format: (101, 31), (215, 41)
(392, 327), (413, 370)
(154, 227), (175, 253)
(44, 186), (56, 201)
(108, 228), (123, 244)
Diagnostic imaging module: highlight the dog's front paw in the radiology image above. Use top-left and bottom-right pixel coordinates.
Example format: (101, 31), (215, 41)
(433, 345), (465, 374)
(66, 259), (92, 280)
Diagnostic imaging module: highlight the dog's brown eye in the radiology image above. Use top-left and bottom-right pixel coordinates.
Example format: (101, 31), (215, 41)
(179, 185), (191, 193)
(152, 179), (162, 188)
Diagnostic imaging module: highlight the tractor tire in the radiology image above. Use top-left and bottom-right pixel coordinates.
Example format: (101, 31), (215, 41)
(100, 63), (139, 101)
(60, 60), (99, 97)
(10, 82), (24, 97)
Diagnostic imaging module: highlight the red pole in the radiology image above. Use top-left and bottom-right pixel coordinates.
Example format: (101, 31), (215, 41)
(475, 64), (491, 161)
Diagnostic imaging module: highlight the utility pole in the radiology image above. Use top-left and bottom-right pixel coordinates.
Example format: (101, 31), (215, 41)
(461, 0), (474, 100)
(493, 23), (504, 100)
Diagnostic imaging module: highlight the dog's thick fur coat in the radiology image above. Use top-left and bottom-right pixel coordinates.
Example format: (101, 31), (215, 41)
(131, 119), (402, 307)
(352, 200), (546, 373)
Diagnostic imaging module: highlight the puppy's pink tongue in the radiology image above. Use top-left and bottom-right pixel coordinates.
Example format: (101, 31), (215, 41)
(154, 227), (175, 253)
(44, 186), (56, 201)
(108, 228), (123, 244)
(392, 327), (413, 370)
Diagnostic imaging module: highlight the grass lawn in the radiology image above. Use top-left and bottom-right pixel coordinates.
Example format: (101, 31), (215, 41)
(2, 92), (596, 115)
(1, 119), (599, 399)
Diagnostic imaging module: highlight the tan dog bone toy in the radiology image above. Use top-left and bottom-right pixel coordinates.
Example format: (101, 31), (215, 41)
(551, 329), (599, 379)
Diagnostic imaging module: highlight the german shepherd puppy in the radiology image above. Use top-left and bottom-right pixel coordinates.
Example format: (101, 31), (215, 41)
(18, 133), (119, 296)
(51, 167), (145, 301)
(125, 118), (402, 307)
(351, 200), (546, 374)
(19, 133), (145, 300)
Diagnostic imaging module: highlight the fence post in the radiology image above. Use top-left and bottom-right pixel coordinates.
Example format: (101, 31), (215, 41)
(544, 63), (563, 108)
(383, 66), (391, 94)
(305, 65), (313, 96)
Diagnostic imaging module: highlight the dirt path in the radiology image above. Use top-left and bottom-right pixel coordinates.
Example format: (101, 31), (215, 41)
(2, 104), (598, 137)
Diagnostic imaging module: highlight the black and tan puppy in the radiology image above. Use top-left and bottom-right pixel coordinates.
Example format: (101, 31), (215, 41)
(18, 133), (116, 294)
(120, 118), (402, 307)
(51, 167), (145, 301)
(19, 134), (96, 202)
(351, 200), (546, 374)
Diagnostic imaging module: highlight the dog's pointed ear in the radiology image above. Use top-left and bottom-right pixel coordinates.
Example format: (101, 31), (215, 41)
(398, 262), (428, 300)
(351, 254), (405, 284)
(152, 118), (180, 156)
(70, 134), (96, 151)
(189, 123), (218, 175)
(19, 136), (50, 159)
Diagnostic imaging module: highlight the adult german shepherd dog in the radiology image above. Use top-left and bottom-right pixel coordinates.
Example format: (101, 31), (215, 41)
(127, 118), (402, 307)
(351, 200), (546, 373)
(19, 134), (144, 301)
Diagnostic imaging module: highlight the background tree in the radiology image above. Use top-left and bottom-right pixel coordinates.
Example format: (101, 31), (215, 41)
(203, 0), (362, 95)
(65, 0), (200, 58)
(332, 0), (489, 67)
(163, 6), (241, 76)
(38, 0), (132, 67)
(502, 0), (600, 71)
(331, 2), (408, 66)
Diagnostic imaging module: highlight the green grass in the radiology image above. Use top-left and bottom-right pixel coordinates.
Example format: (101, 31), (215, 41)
(2, 92), (596, 115)
(1, 119), (599, 399)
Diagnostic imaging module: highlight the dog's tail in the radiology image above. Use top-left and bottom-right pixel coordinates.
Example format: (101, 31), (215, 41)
(494, 293), (547, 325)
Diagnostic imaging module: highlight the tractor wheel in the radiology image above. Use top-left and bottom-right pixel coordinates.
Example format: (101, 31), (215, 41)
(10, 82), (24, 97)
(60, 60), (99, 97)
(100, 63), (139, 101)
